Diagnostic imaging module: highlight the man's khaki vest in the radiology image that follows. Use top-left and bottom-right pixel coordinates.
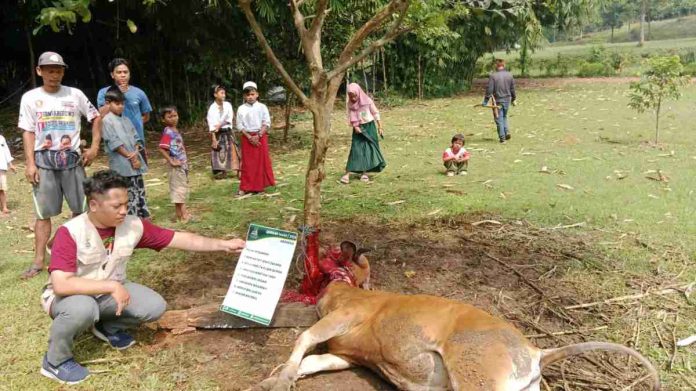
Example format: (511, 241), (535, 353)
(41, 214), (144, 314)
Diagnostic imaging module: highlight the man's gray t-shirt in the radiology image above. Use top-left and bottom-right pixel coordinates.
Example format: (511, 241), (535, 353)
(102, 112), (148, 177)
(486, 70), (516, 103)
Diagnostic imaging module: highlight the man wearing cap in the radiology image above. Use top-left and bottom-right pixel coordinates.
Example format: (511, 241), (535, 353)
(18, 51), (102, 279)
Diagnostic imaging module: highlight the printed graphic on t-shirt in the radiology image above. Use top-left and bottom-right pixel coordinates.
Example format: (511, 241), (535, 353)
(159, 127), (188, 170)
(18, 87), (98, 169)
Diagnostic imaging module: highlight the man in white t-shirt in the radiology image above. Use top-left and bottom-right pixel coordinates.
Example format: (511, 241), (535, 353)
(18, 51), (102, 279)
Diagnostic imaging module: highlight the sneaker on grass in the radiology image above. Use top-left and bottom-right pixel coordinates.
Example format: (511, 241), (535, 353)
(41, 355), (90, 385)
(91, 322), (136, 350)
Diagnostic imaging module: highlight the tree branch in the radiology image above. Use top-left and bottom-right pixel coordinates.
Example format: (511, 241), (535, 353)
(329, 0), (410, 81)
(334, 0), (408, 69)
(289, 0), (308, 36)
(291, 0), (324, 72)
(307, 0), (329, 38)
(327, 1), (411, 82)
(238, 0), (309, 106)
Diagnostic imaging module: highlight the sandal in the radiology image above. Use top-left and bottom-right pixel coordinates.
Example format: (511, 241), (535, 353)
(360, 174), (370, 183)
(339, 175), (350, 184)
(20, 264), (43, 280)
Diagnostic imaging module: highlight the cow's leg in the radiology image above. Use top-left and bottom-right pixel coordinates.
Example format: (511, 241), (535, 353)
(255, 310), (354, 391)
(297, 354), (353, 378)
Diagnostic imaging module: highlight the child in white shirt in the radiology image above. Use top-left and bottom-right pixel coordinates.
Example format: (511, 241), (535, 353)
(0, 134), (17, 214)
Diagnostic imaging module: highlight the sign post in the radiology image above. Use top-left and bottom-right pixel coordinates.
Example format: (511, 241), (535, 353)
(220, 224), (298, 326)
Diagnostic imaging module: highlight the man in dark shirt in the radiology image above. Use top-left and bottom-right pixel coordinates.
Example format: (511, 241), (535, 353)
(483, 59), (516, 144)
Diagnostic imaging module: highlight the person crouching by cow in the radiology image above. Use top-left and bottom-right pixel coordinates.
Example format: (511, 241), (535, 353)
(442, 133), (470, 176)
(236, 81), (275, 196)
(39, 170), (245, 385)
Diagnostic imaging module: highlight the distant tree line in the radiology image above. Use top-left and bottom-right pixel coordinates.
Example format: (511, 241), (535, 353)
(1, 0), (590, 125)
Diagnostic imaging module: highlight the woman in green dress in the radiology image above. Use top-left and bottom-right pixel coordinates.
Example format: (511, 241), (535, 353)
(340, 83), (386, 184)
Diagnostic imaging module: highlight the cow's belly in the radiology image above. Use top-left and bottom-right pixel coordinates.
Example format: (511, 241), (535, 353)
(327, 323), (451, 390)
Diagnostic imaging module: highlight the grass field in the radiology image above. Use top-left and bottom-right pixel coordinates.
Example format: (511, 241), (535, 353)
(488, 15), (696, 78)
(1, 79), (695, 390)
(564, 14), (696, 46)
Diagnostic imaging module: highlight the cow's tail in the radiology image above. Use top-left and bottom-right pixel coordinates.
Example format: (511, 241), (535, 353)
(541, 342), (660, 390)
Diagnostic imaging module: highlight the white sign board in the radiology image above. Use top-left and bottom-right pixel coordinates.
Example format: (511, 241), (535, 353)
(220, 224), (298, 325)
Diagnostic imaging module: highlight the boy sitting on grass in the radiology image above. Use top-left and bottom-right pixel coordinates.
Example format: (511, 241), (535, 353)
(442, 133), (470, 176)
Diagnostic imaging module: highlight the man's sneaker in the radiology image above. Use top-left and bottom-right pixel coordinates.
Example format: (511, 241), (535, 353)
(459, 171), (468, 176)
(505, 134), (511, 140)
(91, 323), (136, 350)
(446, 171), (455, 177)
(499, 139), (506, 144)
(41, 355), (90, 385)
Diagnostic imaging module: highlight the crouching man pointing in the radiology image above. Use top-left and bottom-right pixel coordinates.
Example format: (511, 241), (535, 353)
(40, 170), (245, 384)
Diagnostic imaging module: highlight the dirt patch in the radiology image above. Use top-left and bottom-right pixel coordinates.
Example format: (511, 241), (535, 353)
(149, 214), (657, 390)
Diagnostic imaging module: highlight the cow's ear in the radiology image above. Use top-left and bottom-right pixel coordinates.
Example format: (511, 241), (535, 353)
(355, 249), (371, 267)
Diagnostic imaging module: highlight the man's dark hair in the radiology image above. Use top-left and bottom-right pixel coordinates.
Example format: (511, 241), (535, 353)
(83, 170), (129, 200)
(211, 84), (225, 99)
(243, 87), (257, 94)
(451, 133), (465, 144)
(104, 86), (125, 103)
(495, 58), (505, 67)
(159, 105), (178, 117)
(108, 58), (130, 73)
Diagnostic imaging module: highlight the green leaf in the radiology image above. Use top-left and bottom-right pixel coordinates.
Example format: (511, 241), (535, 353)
(127, 19), (138, 34)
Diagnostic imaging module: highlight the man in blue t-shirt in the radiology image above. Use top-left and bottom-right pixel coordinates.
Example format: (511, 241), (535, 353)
(97, 58), (152, 161)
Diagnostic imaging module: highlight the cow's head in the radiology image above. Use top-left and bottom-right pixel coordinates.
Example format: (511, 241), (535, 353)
(339, 241), (371, 289)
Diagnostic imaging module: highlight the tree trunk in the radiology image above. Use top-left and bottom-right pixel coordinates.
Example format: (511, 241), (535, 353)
(372, 52), (376, 95)
(360, 61), (370, 94)
(381, 48), (387, 92)
(639, 0), (646, 46)
(26, 26), (37, 88)
(655, 99), (661, 144)
(417, 53), (422, 100)
(303, 97), (331, 228)
(283, 94), (293, 142)
(611, 27), (615, 43)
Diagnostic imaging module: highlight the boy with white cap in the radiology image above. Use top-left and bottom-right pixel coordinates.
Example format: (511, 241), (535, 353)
(236, 81), (275, 195)
(18, 51), (102, 279)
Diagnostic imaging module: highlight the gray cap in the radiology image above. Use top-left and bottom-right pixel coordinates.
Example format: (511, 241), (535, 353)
(38, 52), (68, 68)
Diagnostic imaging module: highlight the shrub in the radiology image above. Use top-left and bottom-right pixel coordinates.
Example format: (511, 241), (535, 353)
(577, 62), (614, 77)
(589, 45), (607, 63)
(682, 62), (696, 77)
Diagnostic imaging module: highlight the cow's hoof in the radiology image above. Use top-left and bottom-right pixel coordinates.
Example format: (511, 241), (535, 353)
(252, 375), (293, 391)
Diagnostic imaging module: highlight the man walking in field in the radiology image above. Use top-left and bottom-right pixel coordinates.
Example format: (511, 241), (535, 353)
(482, 59), (516, 144)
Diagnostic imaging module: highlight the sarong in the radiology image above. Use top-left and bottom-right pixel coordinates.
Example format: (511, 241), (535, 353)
(211, 130), (240, 175)
(239, 133), (275, 192)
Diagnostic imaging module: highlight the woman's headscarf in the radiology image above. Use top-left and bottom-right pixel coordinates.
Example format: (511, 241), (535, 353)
(347, 83), (373, 126)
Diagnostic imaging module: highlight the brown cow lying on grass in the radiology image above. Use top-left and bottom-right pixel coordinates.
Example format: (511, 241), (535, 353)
(254, 243), (660, 391)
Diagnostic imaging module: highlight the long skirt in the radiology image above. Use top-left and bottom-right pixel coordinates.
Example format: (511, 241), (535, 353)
(346, 120), (386, 173)
(240, 133), (275, 192)
(211, 130), (241, 175)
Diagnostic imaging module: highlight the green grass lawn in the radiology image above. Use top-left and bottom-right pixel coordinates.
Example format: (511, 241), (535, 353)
(1, 79), (695, 390)
(564, 14), (696, 45)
